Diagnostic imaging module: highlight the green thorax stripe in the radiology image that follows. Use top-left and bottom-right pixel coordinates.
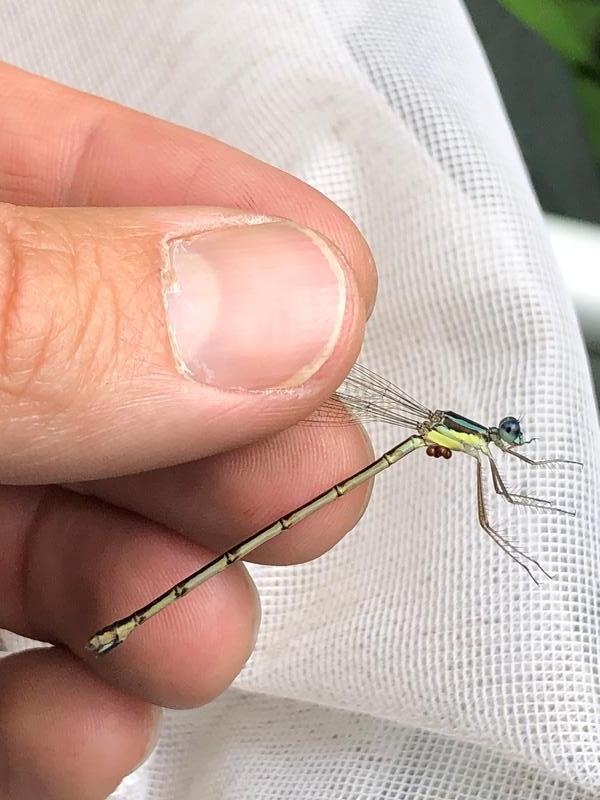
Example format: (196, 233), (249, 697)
(442, 411), (489, 437)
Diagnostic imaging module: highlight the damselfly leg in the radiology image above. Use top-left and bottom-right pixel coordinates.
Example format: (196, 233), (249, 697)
(502, 446), (583, 468)
(474, 456), (553, 584)
(487, 453), (574, 516)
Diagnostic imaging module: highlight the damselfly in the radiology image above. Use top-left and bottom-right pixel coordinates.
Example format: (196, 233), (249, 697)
(87, 363), (581, 655)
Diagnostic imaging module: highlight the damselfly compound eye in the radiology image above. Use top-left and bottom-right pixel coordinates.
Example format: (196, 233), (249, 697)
(498, 416), (522, 444)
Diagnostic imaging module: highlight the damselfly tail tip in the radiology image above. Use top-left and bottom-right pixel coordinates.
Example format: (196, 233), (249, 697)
(86, 629), (123, 656)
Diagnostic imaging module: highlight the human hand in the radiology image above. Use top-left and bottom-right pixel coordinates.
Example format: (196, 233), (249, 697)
(0, 63), (376, 799)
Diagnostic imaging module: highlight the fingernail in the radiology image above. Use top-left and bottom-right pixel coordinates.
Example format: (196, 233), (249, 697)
(164, 222), (348, 389)
(128, 706), (163, 775)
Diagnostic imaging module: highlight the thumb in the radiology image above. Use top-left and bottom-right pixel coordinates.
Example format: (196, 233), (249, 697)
(0, 203), (365, 483)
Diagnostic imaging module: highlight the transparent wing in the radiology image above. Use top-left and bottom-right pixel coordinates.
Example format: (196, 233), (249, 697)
(304, 362), (432, 429)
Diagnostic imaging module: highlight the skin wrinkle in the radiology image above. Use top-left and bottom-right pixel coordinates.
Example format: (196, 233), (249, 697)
(72, 230), (97, 327)
(0, 168), (42, 180)
(0, 170), (47, 209)
(118, 326), (164, 386)
(72, 280), (115, 394)
(0, 185), (36, 205)
(0, 218), (18, 386)
(115, 245), (168, 386)
(121, 244), (162, 316)
(66, 278), (100, 380)
(73, 232), (131, 393)
(84, 234), (148, 391)
(0, 137), (53, 206)
(0, 209), (148, 410)
(182, 157), (219, 207)
(17, 330), (52, 402)
(0, 209), (67, 401)
(60, 105), (114, 207)
(98, 279), (123, 384)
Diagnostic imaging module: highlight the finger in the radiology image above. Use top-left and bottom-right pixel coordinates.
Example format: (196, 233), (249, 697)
(0, 647), (158, 800)
(72, 418), (374, 566)
(2, 486), (260, 708)
(0, 62), (377, 314)
(0, 203), (365, 483)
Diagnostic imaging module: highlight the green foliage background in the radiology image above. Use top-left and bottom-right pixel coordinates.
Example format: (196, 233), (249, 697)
(500, 1), (600, 159)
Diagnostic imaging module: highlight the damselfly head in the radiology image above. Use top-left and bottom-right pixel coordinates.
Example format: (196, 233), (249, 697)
(497, 416), (524, 445)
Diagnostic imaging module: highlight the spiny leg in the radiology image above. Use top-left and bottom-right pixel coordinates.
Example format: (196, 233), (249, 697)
(475, 457), (549, 584)
(487, 454), (574, 517)
(502, 445), (582, 468)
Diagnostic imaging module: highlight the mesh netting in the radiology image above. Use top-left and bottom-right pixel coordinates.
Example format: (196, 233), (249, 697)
(2, 1), (599, 797)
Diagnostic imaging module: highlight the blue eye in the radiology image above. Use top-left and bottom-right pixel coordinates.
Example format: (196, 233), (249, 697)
(498, 416), (522, 444)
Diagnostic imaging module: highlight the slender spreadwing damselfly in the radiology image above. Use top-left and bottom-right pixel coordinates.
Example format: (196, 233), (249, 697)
(87, 363), (581, 655)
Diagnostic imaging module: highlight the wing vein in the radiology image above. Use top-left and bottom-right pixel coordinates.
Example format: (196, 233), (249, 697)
(304, 363), (432, 430)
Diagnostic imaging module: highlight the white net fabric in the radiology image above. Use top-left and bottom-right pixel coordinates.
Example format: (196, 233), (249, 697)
(2, 1), (599, 798)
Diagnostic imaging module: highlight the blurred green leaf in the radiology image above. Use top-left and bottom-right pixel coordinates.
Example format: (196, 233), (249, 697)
(500, 0), (600, 160)
(500, 1), (600, 63)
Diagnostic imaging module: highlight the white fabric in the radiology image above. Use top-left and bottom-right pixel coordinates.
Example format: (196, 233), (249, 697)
(2, 1), (600, 798)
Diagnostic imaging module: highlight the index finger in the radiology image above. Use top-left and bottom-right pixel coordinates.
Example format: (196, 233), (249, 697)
(0, 61), (377, 313)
